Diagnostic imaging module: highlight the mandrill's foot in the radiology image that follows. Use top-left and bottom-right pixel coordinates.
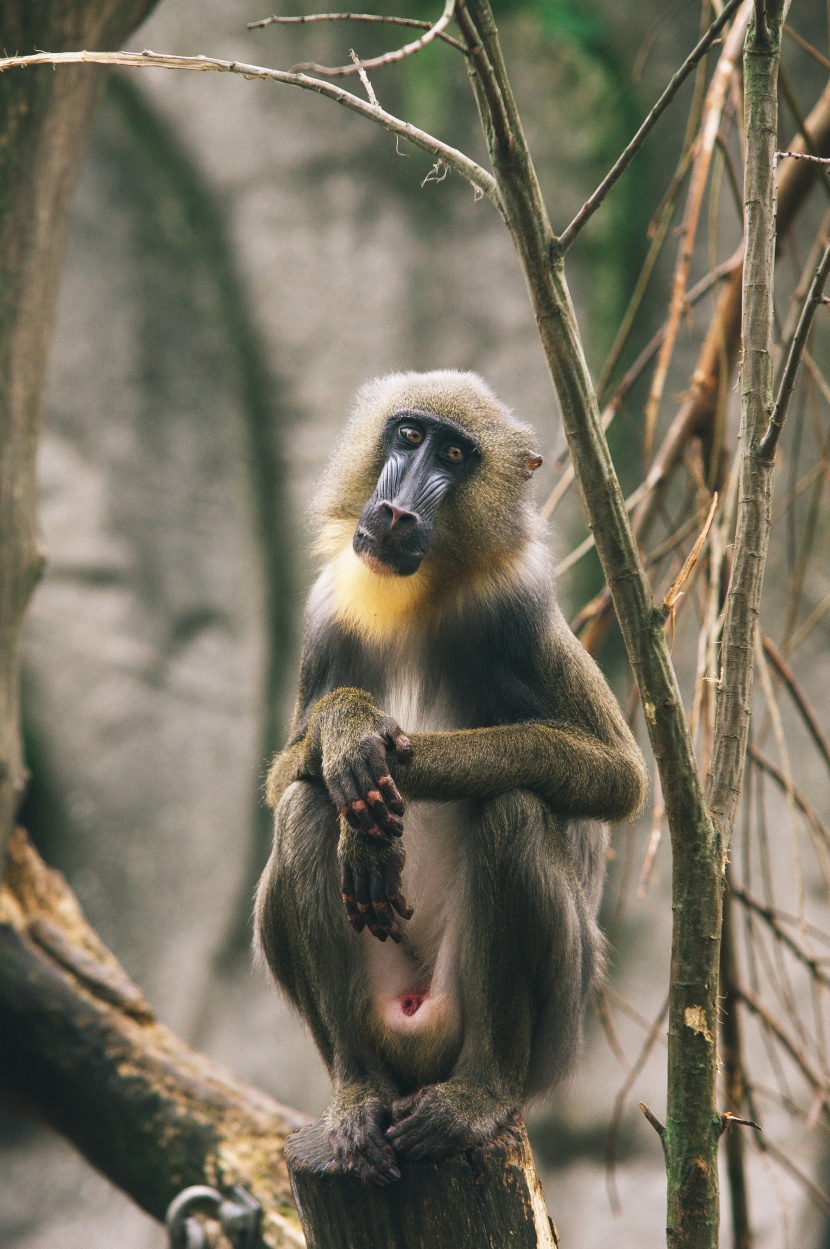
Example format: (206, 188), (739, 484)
(290, 1085), (401, 1185)
(386, 1081), (520, 1162)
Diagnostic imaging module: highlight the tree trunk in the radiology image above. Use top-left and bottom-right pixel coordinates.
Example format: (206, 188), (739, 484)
(0, 827), (305, 1249)
(287, 1117), (558, 1249)
(0, 0), (159, 872)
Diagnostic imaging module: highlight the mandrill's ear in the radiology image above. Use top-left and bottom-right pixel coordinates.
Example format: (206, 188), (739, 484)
(521, 452), (544, 479)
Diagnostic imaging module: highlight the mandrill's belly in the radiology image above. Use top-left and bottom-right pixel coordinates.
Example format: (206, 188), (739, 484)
(362, 799), (470, 1086)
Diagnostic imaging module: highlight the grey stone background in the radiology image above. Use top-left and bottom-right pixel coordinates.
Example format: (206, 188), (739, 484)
(1, 1), (829, 1246)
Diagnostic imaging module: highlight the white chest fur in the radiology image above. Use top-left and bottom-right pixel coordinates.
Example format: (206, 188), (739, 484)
(363, 665), (469, 1020)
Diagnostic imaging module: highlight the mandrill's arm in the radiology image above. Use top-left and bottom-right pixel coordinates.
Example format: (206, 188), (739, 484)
(395, 622), (648, 821)
(396, 722), (644, 821)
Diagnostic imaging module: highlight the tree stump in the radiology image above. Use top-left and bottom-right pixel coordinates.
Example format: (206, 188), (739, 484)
(286, 1117), (558, 1249)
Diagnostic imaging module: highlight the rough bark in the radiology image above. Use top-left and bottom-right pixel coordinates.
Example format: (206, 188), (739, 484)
(287, 1118), (557, 1249)
(0, 0), (159, 871)
(0, 828), (305, 1248)
(707, 3), (784, 848)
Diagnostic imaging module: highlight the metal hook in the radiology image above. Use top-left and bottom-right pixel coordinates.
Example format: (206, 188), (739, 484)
(165, 1184), (262, 1249)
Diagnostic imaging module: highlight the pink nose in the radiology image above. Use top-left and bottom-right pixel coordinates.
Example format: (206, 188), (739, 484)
(378, 501), (418, 531)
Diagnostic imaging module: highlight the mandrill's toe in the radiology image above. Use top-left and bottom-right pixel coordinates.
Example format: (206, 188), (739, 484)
(332, 1100), (401, 1184)
(286, 1094), (402, 1185)
(387, 1082), (518, 1162)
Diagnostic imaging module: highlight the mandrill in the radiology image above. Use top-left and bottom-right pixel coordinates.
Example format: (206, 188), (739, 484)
(255, 370), (646, 1184)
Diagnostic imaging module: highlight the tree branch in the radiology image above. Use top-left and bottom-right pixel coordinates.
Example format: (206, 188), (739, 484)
(707, 0), (785, 847)
(453, 3), (725, 1242)
(757, 230), (830, 459)
(0, 48), (501, 210)
(559, 0), (747, 250)
(288, 0), (460, 77)
(248, 11), (468, 54)
(0, 829), (305, 1249)
(0, 0), (161, 877)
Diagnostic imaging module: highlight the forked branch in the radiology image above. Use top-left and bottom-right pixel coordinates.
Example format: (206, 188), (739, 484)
(248, 11), (468, 54)
(0, 48), (501, 209)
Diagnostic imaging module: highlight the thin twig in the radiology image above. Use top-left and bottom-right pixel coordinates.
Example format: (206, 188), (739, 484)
(290, 0), (458, 77)
(643, 3), (751, 462)
(782, 25), (830, 72)
(777, 150), (830, 165)
(541, 255), (733, 521)
(638, 1102), (665, 1138)
(594, 988), (632, 1073)
(637, 767), (664, 899)
(248, 11), (468, 53)
(605, 995), (670, 1214)
(757, 232), (830, 460)
(783, 587), (830, 656)
(761, 634), (830, 773)
(735, 984), (830, 1102)
(558, 0), (746, 250)
(662, 491), (718, 614)
(752, 1135), (830, 1218)
(0, 49), (501, 210)
(603, 985), (670, 1041)
(731, 887), (830, 990)
(349, 47), (378, 105)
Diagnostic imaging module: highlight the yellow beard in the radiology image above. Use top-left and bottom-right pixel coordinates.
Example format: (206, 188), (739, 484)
(329, 544), (432, 642)
(315, 516), (533, 643)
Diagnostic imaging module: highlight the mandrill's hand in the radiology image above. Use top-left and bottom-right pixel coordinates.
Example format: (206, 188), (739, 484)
(338, 824), (414, 942)
(306, 688), (413, 838)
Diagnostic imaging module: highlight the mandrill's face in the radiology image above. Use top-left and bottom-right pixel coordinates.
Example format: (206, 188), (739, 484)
(353, 409), (480, 577)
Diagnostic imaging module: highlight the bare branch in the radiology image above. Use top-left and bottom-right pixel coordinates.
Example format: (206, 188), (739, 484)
(760, 634), (830, 773)
(777, 150), (830, 164)
(757, 231), (830, 459)
(0, 830), (305, 1247)
(248, 11), (468, 53)
(639, 1101), (666, 1138)
(605, 996), (670, 1213)
(289, 0), (459, 78)
(783, 25), (830, 71)
(735, 984), (830, 1101)
(643, 5), (751, 462)
(707, 2), (785, 847)
(558, 0), (747, 251)
(0, 48), (501, 210)
(349, 47), (379, 106)
(731, 886), (830, 990)
(661, 492), (718, 614)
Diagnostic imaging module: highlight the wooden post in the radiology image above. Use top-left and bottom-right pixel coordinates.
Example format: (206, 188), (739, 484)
(287, 1117), (558, 1249)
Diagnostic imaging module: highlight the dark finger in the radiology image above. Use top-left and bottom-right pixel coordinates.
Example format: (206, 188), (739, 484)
(377, 773), (405, 816)
(344, 777), (376, 833)
(383, 852), (413, 920)
(381, 717), (415, 764)
(370, 870), (400, 943)
(366, 787), (403, 836)
(358, 1136), (401, 1184)
(389, 1092), (420, 1125)
(340, 861), (365, 933)
(355, 866), (385, 941)
(388, 889), (414, 921)
(355, 744), (404, 835)
(326, 771), (361, 821)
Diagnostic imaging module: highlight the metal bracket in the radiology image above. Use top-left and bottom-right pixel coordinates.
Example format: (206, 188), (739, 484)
(165, 1184), (262, 1249)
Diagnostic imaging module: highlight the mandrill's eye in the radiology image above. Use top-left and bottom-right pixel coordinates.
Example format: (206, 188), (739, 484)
(446, 445), (465, 463)
(400, 425), (424, 446)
